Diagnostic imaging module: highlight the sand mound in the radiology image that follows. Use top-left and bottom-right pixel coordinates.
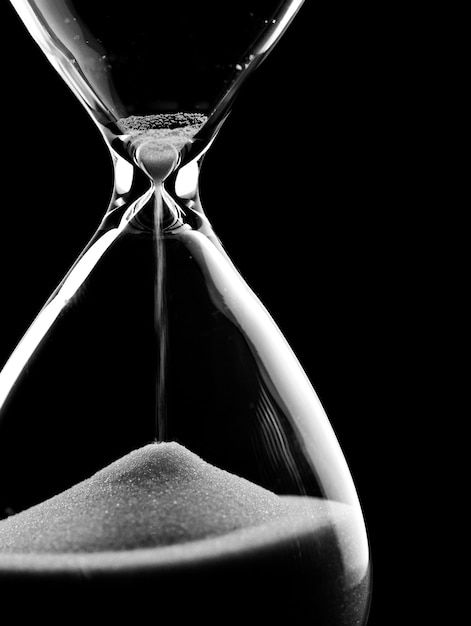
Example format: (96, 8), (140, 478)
(0, 442), (307, 553)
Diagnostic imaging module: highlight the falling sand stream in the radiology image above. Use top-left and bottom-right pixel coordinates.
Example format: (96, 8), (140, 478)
(117, 113), (207, 440)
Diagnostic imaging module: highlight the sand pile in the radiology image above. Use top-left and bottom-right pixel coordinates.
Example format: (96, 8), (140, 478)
(118, 113), (207, 134)
(0, 442), (315, 554)
(117, 113), (207, 180)
(0, 443), (370, 625)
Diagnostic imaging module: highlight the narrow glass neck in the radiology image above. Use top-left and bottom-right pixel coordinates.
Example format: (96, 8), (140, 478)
(107, 145), (217, 245)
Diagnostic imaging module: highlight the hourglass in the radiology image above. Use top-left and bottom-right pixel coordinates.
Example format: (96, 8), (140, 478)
(0, 1), (370, 623)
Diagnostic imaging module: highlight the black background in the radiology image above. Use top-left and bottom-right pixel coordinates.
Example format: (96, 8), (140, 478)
(0, 2), (419, 623)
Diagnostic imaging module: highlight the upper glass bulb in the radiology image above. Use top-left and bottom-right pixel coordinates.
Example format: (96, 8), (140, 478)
(11, 1), (304, 135)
